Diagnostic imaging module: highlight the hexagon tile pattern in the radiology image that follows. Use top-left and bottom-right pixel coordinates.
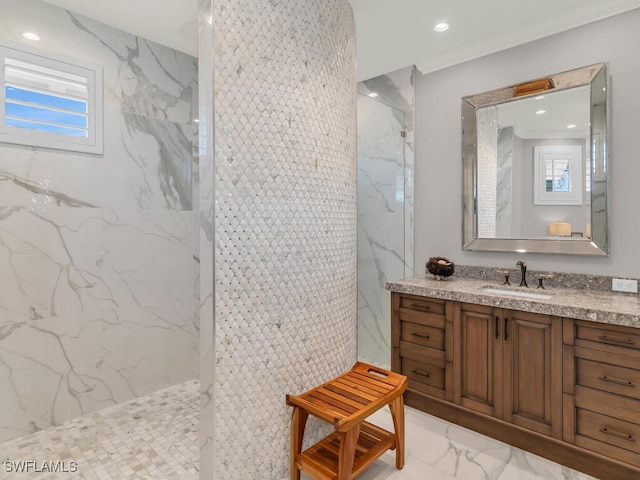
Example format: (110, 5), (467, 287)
(211, 0), (357, 478)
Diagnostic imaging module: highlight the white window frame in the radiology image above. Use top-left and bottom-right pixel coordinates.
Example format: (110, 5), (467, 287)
(0, 38), (103, 154)
(533, 145), (583, 206)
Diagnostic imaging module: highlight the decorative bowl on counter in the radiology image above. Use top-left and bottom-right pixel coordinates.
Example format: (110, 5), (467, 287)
(426, 257), (455, 280)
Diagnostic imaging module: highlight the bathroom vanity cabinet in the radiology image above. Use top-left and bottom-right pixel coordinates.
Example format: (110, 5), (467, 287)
(453, 303), (562, 438)
(563, 319), (640, 469)
(391, 290), (640, 480)
(392, 294), (453, 402)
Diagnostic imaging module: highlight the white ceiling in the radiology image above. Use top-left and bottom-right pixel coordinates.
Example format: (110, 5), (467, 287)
(497, 87), (590, 139)
(350, 0), (640, 80)
(42, 0), (640, 81)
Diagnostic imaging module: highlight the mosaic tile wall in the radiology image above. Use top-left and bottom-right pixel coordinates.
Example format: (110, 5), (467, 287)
(356, 66), (415, 368)
(477, 106), (498, 238)
(208, 0), (357, 478)
(0, 0), (198, 444)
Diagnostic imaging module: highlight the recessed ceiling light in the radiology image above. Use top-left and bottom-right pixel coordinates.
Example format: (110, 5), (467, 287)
(434, 23), (449, 32)
(193, 118), (199, 123)
(23, 32), (40, 41)
(368, 92), (378, 98)
(535, 110), (546, 115)
(535, 95), (545, 100)
(567, 124), (576, 129)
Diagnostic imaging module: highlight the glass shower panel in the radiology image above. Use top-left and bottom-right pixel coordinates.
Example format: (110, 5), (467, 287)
(357, 93), (406, 368)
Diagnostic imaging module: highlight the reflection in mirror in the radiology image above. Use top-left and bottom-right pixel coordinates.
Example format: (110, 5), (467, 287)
(462, 63), (609, 255)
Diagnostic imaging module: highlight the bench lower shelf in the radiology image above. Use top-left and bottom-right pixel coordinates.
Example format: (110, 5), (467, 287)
(296, 421), (396, 480)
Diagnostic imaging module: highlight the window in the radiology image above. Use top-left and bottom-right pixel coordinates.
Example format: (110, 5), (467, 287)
(0, 39), (103, 154)
(533, 145), (583, 205)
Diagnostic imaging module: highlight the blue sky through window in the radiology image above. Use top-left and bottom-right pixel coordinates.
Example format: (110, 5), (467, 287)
(6, 86), (86, 112)
(1, 39), (102, 153)
(5, 118), (87, 137)
(4, 85), (88, 136)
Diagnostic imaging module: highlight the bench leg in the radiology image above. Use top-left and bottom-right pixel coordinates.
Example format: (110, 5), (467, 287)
(337, 424), (361, 479)
(290, 407), (308, 480)
(389, 395), (405, 469)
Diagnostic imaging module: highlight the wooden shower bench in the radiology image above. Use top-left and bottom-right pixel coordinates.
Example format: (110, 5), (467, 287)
(286, 362), (407, 480)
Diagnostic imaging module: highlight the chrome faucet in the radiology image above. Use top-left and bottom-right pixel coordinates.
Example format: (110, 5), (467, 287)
(516, 260), (528, 287)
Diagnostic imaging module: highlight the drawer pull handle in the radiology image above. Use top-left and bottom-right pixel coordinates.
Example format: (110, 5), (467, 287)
(411, 332), (431, 340)
(600, 428), (636, 443)
(410, 303), (431, 312)
(411, 369), (431, 378)
(598, 335), (635, 345)
(599, 376), (636, 388)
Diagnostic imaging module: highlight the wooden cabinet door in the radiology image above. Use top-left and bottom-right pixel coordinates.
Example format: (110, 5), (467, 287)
(502, 310), (562, 438)
(454, 303), (503, 418)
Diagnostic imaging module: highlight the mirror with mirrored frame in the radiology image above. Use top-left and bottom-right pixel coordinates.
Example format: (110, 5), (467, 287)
(462, 63), (609, 255)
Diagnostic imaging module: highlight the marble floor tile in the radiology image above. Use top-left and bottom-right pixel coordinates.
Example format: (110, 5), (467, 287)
(1, 382), (599, 480)
(0, 381), (199, 480)
(303, 406), (598, 480)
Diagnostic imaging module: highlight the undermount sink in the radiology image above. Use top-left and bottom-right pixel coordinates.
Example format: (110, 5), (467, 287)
(481, 287), (553, 300)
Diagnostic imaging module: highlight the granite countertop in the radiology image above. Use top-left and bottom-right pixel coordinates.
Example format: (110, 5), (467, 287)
(386, 274), (640, 328)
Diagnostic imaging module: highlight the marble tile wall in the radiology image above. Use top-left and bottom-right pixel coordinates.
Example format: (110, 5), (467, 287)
(0, 0), (198, 444)
(495, 127), (514, 238)
(196, 0), (215, 478)
(357, 67), (415, 368)
(206, 0), (357, 478)
(358, 67), (415, 278)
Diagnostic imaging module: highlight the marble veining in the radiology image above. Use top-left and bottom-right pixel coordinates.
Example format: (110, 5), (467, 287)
(357, 66), (415, 369)
(0, 172), (96, 208)
(0, 0), (198, 445)
(0, 207), (197, 442)
(122, 112), (194, 210)
(387, 273), (640, 328)
(0, 0), (197, 212)
(357, 94), (405, 368)
(358, 66), (415, 278)
(66, 10), (196, 125)
(495, 127), (513, 238)
(334, 406), (596, 480)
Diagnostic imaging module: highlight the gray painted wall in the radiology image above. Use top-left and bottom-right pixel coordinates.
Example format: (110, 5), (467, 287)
(415, 7), (640, 277)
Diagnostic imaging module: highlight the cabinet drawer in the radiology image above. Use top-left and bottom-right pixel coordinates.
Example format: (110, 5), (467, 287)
(401, 357), (445, 394)
(577, 409), (640, 454)
(576, 356), (640, 402)
(572, 321), (640, 355)
(399, 295), (445, 316)
(400, 321), (444, 351)
(567, 396), (640, 467)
